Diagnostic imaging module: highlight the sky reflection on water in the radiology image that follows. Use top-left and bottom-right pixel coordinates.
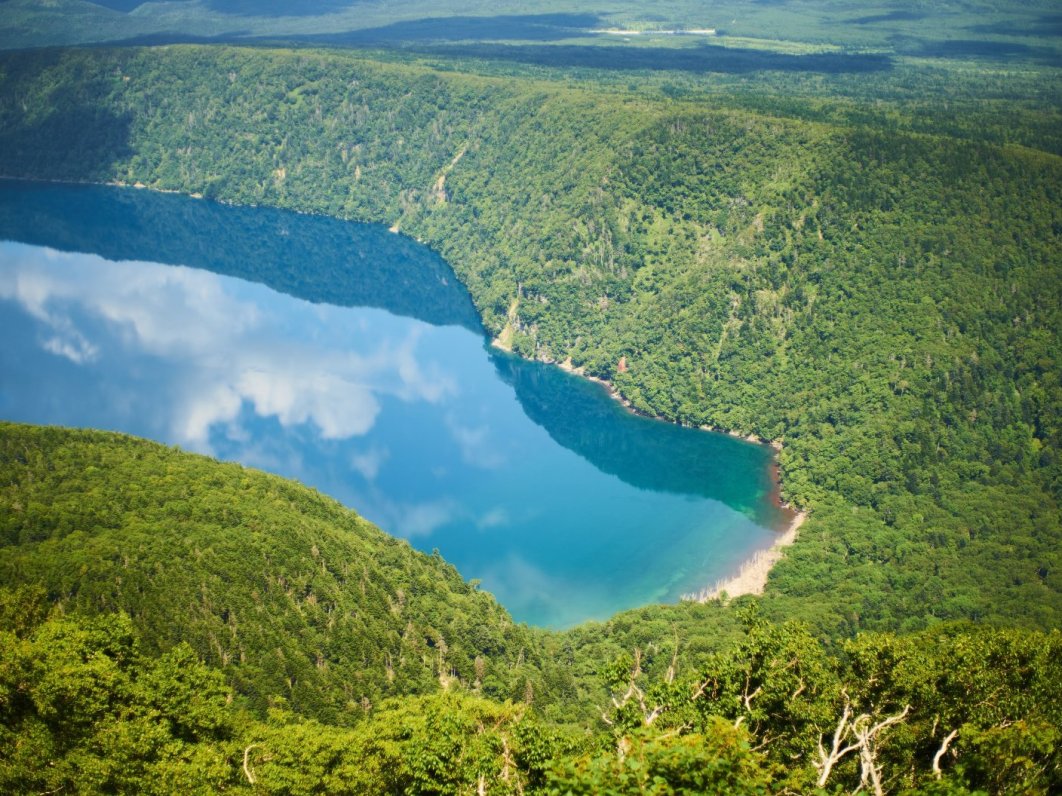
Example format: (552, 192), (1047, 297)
(0, 185), (785, 627)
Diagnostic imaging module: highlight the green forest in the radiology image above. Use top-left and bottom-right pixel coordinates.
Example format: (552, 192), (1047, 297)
(0, 7), (1060, 793)
(2, 423), (1060, 793)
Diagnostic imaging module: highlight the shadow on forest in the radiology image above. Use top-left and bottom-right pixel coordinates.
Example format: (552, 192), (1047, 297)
(98, 14), (892, 74)
(86, 0), (358, 16)
(849, 11), (927, 25)
(0, 180), (483, 331)
(410, 41), (893, 75)
(282, 13), (602, 45)
(200, 0), (357, 15)
(90, 3), (599, 35)
(96, 30), (255, 47)
(892, 36), (1062, 65)
(102, 13), (602, 49)
(0, 65), (133, 183)
(967, 14), (1062, 39)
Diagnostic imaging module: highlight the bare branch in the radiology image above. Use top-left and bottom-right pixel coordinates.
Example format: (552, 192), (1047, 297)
(932, 729), (959, 779)
(607, 646), (668, 726)
(500, 735), (513, 782)
(852, 705), (912, 796)
(690, 677), (714, 702)
(743, 684), (763, 712)
(815, 695), (864, 789)
(243, 743), (261, 785)
(750, 731), (774, 753)
(666, 628), (680, 684)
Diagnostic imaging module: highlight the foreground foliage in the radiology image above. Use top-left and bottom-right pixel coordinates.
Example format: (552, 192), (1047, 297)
(2, 579), (1058, 794)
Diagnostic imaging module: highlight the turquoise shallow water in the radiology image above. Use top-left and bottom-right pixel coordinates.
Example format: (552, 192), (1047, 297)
(0, 180), (786, 628)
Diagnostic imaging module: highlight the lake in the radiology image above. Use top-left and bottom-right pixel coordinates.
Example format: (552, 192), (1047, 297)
(0, 179), (788, 628)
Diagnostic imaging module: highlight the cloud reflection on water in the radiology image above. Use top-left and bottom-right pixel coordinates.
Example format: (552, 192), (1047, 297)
(0, 243), (456, 453)
(0, 228), (780, 628)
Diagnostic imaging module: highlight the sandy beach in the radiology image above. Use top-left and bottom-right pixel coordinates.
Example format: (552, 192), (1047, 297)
(684, 511), (807, 602)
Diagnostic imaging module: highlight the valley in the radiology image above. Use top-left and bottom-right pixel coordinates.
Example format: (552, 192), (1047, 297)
(0, 2), (1059, 792)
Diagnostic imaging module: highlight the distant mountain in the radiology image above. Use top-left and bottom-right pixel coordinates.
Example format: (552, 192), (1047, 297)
(83, 0), (149, 11)
(87, 0), (359, 15)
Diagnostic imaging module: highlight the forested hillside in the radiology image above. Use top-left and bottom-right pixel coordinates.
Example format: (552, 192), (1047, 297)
(0, 422), (557, 725)
(0, 44), (1057, 642)
(2, 424), (1060, 793)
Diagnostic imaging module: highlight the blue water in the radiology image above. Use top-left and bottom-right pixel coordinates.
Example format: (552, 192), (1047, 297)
(0, 180), (787, 628)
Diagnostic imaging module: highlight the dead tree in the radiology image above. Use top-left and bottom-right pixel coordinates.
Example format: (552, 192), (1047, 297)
(932, 729), (959, 779)
(814, 691), (911, 795)
(602, 647), (667, 727)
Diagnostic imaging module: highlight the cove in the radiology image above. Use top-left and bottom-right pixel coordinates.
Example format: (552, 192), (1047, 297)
(0, 179), (789, 628)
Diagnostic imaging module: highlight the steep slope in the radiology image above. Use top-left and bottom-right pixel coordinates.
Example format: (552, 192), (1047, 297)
(0, 422), (555, 724)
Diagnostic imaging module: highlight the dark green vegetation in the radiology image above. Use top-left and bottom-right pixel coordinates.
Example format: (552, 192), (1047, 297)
(0, 5), (1060, 791)
(3, 424), (1060, 793)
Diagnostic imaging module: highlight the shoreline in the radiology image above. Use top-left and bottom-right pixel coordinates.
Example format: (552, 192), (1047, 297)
(683, 510), (807, 602)
(551, 353), (782, 449)
(9, 173), (805, 601)
(520, 348), (805, 599)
